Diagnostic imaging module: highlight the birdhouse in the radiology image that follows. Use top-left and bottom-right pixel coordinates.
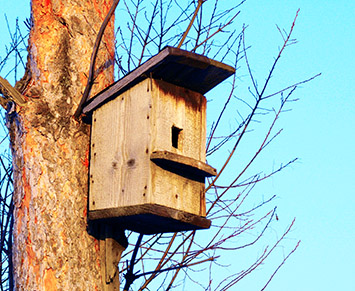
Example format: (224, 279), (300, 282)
(83, 46), (235, 234)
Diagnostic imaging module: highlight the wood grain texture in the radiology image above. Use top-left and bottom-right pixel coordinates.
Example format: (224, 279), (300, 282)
(89, 78), (212, 233)
(89, 204), (211, 234)
(150, 151), (217, 177)
(83, 46), (235, 114)
(90, 80), (151, 211)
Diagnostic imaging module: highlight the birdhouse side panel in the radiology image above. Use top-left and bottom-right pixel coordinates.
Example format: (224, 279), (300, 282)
(117, 81), (152, 208)
(89, 80), (152, 213)
(90, 99), (123, 211)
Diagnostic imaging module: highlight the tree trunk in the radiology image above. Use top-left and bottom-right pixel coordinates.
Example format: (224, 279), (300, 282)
(8, 0), (115, 289)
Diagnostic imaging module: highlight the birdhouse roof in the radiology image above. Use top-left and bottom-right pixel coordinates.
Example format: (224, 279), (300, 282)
(83, 46), (235, 114)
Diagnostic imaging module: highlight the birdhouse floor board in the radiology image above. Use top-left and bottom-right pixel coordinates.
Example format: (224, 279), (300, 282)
(88, 204), (211, 234)
(151, 150), (216, 177)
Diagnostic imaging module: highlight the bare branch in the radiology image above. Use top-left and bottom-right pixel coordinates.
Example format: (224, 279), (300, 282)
(177, 0), (204, 48)
(74, 0), (120, 119)
(193, 11), (240, 52)
(261, 240), (301, 291)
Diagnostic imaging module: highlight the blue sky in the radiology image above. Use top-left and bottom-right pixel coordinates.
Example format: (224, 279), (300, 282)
(1, 0), (354, 290)
(234, 1), (354, 290)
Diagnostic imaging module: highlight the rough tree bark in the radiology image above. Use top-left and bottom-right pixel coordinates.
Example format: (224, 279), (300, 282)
(8, 0), (115, 289)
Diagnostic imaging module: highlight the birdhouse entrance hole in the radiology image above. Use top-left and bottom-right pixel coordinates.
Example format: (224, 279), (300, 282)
(171, 126), (182, 149)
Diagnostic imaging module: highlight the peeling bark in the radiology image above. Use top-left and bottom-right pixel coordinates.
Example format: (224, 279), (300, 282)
(8, 0), (115, 289)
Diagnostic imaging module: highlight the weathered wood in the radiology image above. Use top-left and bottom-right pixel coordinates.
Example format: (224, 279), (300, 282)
(90, 80), (151, 211)
(99, 236), (125, 291)
(87, 48), (234, 233)
(83, 46), (235, 114)
(96, 224), (127, 291)
(89, 204), (211, 234)
(150, 159), (205, 217)
(103, 225), (126, 290)
(150, 151), (217, 177)
(152, 79), (207, 162)
(0, 76), (26, 106)
(89, 78), (211, 233)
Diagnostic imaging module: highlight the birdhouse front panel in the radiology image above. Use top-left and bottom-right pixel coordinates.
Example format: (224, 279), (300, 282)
(151, 79), (206, 162)
(150, 79), (207, 216)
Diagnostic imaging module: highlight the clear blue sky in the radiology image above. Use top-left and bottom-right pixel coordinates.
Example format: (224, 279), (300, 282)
(237, 1), (354, 290)
(1, 1), (354, 290)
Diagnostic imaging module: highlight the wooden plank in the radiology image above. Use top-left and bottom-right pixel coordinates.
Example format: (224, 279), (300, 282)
(89, 80), (151, 211)
(83, 48), (171, 114)
(150, 160), (205, 216)
(150, 151), (216, 177)
(149, 79), (207, 216)
(99, 225), (127, 291)
(83, 46), (235, 114)
(90, 99), (122, 210)
(152, 79), (206, 161)
(89, 79), (210, 219)
(0, 76), (26, 105)
(89, 204), (211, 234)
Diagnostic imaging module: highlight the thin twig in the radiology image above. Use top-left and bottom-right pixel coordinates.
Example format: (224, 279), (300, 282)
(177, 0), (204, 48)
(192, 11), (240, 52)
(138, 0), (159, 65)
(260, 240), (301, 291)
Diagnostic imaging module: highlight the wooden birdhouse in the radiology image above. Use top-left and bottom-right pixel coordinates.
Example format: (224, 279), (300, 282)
(83, 46), (235, 234)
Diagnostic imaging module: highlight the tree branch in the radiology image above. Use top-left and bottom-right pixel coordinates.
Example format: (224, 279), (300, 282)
(177, 0), (204, 48)
(73, 0), (120, 119)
